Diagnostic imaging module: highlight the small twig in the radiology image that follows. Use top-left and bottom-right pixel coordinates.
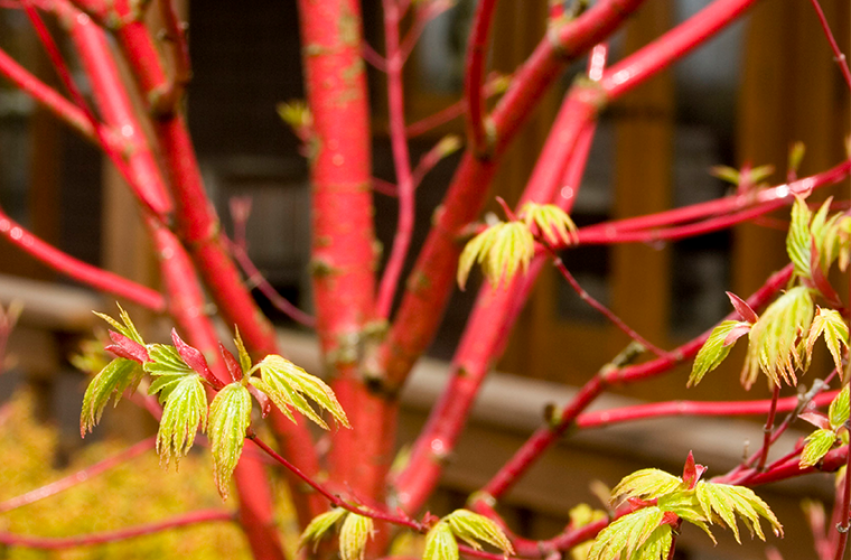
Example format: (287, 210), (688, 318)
(362, 41), (388, 71)
(0, 510), (234, 549)
(0, 437), (156, 513)
(226, 238), (317, 328)
(405, 74), (509, 137)
(543, 244), (667, 357)
(756, 384), (781, 471)
(805, 0), (851, 92)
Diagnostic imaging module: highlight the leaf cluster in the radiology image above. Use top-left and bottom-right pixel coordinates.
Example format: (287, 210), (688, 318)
(457, 202), (577, 289)
(424, 510), (514, 560)
(79, 307), (350, 499)
(300, 508), (375, 560)
(799, 386), (849, 468)
(590, 456), (781, 560)
(690, 195), (851, 391)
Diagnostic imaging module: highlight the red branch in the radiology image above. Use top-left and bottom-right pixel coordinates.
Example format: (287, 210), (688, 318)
(0, 46), (95, 141)
(575, 389), (838, 429)
(464, 0), (498, 155)
(376, 0), (417, 319)
(378, 0), (648, 395)
(573, 160), (851, 246)
(295, 0), (384, 506)
(0, 206), (165, 311)
(0, 510), (234, 549)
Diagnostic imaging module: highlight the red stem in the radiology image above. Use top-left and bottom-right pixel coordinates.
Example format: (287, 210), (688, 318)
(94, 0), (322, 522)
(464, 0), (498, 155)
(0, 206), (165, 311)
(362, 41), (388, 71)
(376, 0), (417, 319)
(107, 0), (285, 363)
(609, 264), (794, 384)
(756, 384), (781, 471)
(805, 0), (851, 92)
(0, 510), (234, 549)
(0, 437), (155, 513)
(58, 7), (292, 556)
(405, 75), (508, 138)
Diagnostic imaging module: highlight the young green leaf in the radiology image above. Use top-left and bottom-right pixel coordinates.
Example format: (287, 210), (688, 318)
(234, 328), (253, 379)
(694, 481), (782, 543)
(277, 99), (312, 133)
(444, 509), (514, 555)
(806, 307), (849, 378)
(656, 493), (714, 543)
(339, 513), (374, 560)
(788, 141), (805, 175)
(156, 374), (207, 468)
(145, 344), (194, 379)
(829, 387), (850, 430)
(587, 507), (668, 560)
(787, 196), (813, 279)
(93, 304), (145, 345)
(568, 505), (608, 560)
(518, 202), (578, 247)
(457, 221), (535, 290)
(689, 321), (750, 387)
(799, 429), (838, 469)
(80, 358), (143, 436)
(249, 355), (349, 429)
(611, 469), (683, 505)
(819, 214), (851, 272)
(300, 508), (347, 551)
(146, 343), (202, 407)
(741, 286), (814, 389)
(424, 522), (459, 560)
(208, 382), (252, 499)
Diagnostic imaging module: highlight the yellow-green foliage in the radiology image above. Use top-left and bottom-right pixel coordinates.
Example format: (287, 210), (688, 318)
(0, 391), (251, 560)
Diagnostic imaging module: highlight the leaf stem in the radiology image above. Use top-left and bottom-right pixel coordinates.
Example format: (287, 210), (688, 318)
(247, 433), (425, 532)
(544, 244), (666, 357)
